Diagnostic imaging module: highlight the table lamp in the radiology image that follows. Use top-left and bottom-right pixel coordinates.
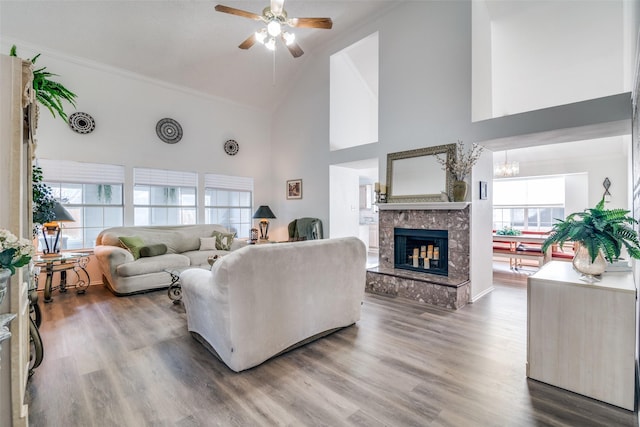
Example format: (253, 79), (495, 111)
(252, 205), (276, 241)
(42, 202), (75, 255)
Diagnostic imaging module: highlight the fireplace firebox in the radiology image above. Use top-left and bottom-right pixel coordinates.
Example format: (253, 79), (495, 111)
(394, 228), (448, 276)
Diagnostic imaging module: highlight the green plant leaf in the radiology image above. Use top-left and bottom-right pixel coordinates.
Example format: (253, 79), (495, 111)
(543, 197), (640, 262)
(9, 45), (77, 123)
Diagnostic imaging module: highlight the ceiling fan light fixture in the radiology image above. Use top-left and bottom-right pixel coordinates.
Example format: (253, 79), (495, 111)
(255, 29), (267, 44)
(265, 37), (277, 51)
(283, 31), (295, 45)
(267, 20), (282, 37)
(215, 1), (333, 58)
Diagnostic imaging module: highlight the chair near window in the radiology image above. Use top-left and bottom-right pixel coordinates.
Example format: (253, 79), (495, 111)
(288, 218), (323, 241)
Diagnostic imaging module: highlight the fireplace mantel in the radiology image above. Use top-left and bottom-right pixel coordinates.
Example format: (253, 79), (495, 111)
(377, 202), (470, 211)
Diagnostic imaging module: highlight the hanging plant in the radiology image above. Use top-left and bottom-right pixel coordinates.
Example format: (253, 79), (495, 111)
(9, 45), (77, 122)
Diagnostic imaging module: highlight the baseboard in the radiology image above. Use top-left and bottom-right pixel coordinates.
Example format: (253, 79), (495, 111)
(469, 286), (495, 303)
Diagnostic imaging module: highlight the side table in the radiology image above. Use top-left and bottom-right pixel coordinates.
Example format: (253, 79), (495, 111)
(166, 255), (219, 304)
(34, 253), (91, 302)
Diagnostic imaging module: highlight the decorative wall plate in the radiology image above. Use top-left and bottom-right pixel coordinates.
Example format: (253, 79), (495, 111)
(68, 112), (96, 134)
(224, 139), (239, 156)
(156, 118), (183, 144)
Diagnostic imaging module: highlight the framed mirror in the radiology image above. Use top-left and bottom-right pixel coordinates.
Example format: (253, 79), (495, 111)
(386, 144), (456, 203)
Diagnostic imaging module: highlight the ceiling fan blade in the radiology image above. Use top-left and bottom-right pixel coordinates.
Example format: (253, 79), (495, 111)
(239, 34), (257, 50)
(281, 36), (304, 58)
(271, 0), (284, 15)
(214, 4), (262, 21)
(288, 17), (333, 29)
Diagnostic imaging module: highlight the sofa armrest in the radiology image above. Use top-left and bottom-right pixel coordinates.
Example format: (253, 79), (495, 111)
(94, 245), (134, 287)
(94, 245), (133, 265)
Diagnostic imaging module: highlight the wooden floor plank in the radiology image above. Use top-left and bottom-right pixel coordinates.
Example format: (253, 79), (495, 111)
(26, 267), (638, 426)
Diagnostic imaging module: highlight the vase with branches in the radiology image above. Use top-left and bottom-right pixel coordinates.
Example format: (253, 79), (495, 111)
(436, 140), (484, 201)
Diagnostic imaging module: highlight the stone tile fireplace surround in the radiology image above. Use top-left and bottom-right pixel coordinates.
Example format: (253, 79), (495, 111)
(366, 202), (471, 309)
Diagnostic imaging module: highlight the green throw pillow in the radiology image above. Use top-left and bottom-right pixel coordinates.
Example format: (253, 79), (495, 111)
(140, 243), (168, 258)
(119, 235), (145, 260)
(212, 230), (235, 251)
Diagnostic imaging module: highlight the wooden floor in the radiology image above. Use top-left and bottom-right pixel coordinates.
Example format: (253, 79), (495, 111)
(26, 265), (638, 426)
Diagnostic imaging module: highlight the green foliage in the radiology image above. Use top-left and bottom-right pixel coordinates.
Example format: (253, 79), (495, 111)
(0, 248), (31, 275)
(32, 164), (56, 235)
(542, 198), (640, 263)
(97, 184), (112, 203)
(496, 226), (521, 236)
(9, 45), (77, 122)
(0, 229), (34, 275)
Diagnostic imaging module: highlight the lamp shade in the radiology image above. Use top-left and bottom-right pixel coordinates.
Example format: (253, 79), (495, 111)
(52, 202), (75, 222)
(253, 205), (276, 219)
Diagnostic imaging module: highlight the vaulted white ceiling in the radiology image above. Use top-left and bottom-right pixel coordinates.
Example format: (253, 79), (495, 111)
(0, 1), (398, 110)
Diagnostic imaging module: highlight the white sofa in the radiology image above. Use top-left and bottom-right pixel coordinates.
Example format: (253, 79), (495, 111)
(180, 237), (366, 372)
(94, 224), (246, 295)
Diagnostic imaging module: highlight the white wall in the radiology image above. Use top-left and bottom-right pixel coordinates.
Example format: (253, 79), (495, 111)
(564, 174), (589, 216)
(470, 150), (494, 301)
(1, 41), (273, 227)
(491, 1), (625, 116)
(471, 0), (493, 122)
(330, 33), (378, 151)
(272, 2), (496, 298)
(329, 165), (359, 239)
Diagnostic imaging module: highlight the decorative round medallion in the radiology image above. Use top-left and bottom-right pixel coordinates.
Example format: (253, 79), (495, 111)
(68, 112), (96, 134)
(224, 139), (239, 156)
(156, 118), (183, 144)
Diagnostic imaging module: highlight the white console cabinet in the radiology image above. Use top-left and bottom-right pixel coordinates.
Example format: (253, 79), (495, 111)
(0, 53), (34, 427)
(527, 261), (636, 410)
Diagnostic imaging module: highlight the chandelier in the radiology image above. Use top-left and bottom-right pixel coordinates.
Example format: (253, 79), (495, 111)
(494, 151), (519, 177)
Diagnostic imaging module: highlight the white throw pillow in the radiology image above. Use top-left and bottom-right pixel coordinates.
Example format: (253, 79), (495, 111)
(199, 237), (218, 251)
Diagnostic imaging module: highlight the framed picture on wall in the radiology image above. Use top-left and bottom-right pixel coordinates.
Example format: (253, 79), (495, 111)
(287, 179), (303, 200)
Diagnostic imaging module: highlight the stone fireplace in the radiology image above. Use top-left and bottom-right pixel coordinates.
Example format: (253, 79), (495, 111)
(366, 202), (470, 309)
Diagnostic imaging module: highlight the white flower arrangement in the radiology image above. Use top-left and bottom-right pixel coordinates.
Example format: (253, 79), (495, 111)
(436, 140), (484, 181)
(0, 228), (35, 274)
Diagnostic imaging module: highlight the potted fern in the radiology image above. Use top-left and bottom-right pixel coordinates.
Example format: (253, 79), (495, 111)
(9, 45), (77, 122)
(541, 198), (640, 280)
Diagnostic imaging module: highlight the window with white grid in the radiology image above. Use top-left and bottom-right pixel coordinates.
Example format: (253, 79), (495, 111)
(204, 174), (253, 238)
(40, 159), (125, 249)
(133, 168), (197, 226)
(493, 176), (565, 231)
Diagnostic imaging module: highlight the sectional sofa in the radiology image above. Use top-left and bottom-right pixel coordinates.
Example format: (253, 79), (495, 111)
(94, 224), (246, 295)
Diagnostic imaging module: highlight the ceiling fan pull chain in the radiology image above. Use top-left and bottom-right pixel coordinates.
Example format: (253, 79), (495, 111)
(272, 49), (276, 86)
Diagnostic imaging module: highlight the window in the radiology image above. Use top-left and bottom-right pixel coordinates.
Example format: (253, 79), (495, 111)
(40, 159), (124, 249)
(134, 168), (197, 225)
(204, 174), (253, 238)
(493, 176), (565, 231)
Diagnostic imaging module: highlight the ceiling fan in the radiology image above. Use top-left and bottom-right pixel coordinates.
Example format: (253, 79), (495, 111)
(214, 0), (333, 58)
